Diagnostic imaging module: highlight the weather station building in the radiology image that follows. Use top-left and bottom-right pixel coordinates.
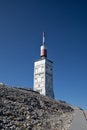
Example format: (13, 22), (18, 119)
(33, 32), (54, 99)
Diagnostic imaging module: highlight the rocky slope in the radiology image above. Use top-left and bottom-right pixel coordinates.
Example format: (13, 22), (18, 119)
(83, 111), (87, 120)
(0, 84), (74, 130)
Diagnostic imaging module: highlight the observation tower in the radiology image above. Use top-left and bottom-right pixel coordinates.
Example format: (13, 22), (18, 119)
(33, 32), (54, 99)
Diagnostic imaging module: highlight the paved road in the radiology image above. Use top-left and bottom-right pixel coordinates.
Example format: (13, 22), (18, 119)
(69, 109), (87, 130)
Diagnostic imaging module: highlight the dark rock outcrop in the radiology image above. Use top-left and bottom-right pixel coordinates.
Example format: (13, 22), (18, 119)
(0, 84), (74, 130)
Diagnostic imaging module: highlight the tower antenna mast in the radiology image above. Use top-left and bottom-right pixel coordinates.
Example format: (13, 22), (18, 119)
(43, 32), (45, 45)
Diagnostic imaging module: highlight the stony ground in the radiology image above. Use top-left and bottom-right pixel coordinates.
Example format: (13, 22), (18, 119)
(83, 111), (87, 120)
(0, 84), (74, 130)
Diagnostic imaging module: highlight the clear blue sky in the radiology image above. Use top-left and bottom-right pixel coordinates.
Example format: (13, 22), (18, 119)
(0, 0), (87, 109)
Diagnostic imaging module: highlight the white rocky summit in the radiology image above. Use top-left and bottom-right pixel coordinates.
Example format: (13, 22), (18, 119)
(0, 84), (75, 130)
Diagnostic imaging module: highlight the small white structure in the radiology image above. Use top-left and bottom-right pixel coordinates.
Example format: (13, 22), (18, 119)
(33, 32), (54, 98)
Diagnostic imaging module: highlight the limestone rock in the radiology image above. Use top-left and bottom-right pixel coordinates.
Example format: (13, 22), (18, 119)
(0, 84), (74, 130)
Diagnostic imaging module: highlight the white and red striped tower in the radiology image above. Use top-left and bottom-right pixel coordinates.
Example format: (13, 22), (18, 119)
(40, 32), (47, 58)
(33, 32), (54, 99)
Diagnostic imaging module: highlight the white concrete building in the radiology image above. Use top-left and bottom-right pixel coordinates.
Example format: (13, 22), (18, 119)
(33, 32), (54, 99)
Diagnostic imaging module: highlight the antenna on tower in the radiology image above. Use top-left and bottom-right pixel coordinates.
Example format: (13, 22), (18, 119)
(42, 32), (45, 45)
(40, 32), (47, 58)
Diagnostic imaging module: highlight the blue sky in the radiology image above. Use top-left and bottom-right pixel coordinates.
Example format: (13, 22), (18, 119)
(0, 0), (87, 109)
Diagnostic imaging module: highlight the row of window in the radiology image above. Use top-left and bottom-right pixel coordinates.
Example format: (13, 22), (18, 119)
(34, 77), (44, 82)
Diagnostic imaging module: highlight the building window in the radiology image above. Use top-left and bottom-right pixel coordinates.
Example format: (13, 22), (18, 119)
(41, 77), (44, 82)
(38, 84), (40, 87)
(37, 89), (42, 93)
